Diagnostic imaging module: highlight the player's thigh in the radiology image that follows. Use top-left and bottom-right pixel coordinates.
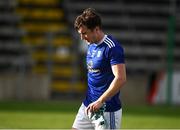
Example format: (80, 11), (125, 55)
(72, 103), (94, 129)
(104, 109), (122, 129)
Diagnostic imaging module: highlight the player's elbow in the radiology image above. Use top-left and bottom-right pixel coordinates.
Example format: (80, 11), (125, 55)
(121, 71), (127, 86)
(120, 76), (126, 86)
(116, 76), (126, 87)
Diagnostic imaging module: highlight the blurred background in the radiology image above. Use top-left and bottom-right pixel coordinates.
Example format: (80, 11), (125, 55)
(0, 0), (180, 106)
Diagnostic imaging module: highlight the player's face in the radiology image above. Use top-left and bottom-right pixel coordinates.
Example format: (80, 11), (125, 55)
(78, 25), (97, 44)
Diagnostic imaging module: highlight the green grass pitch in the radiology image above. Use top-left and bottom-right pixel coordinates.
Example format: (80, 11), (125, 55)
(0, 100), (180, 129)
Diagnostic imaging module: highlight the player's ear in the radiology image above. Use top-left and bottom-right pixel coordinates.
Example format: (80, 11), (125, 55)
(94, 26), (99, 33)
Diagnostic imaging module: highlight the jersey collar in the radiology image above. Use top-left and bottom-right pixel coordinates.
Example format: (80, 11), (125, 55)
(95, 35), (107, 46)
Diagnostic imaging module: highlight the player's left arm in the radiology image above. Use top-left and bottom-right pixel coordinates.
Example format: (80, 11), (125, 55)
(99, 63), (126, 102)
(98, 63), (126, 103)
(86, 63), (126, 113)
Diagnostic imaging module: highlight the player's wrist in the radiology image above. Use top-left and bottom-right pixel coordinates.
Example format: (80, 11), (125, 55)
(98, 98), (105, 104)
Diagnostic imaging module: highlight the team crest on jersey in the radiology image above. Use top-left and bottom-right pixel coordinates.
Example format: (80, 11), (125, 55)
(97, 51), (101, 57)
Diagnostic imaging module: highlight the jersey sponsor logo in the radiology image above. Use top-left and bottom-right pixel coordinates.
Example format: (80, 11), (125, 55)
(87, 60), (93, 68)
(104, 37), (115, 48)
(87, 60), (100, 73)
(88, 68), (100, 73)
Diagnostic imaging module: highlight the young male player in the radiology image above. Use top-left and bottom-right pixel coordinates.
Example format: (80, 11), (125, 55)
(72, 8), (126, 130)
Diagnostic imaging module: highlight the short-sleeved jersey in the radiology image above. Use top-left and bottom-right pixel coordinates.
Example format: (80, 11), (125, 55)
(83, 35), (125, 112)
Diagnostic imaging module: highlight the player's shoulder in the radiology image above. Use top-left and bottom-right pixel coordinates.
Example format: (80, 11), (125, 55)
(103, 35), (122, 49)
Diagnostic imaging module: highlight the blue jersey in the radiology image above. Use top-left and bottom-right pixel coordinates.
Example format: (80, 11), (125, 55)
(83, 35), (125, 112)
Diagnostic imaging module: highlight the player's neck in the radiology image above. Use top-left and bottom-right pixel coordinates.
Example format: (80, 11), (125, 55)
(96, 31), (105, 43)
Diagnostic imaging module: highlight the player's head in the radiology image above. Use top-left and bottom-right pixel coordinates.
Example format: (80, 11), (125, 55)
(74, 8), (102, 31)
(74, 8), (103, 44)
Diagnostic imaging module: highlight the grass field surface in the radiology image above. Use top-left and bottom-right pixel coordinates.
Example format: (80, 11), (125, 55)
(0, 100), (180, 129)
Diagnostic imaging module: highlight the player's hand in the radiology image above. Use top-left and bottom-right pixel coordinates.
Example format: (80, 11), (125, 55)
(86, 100), (103, 115)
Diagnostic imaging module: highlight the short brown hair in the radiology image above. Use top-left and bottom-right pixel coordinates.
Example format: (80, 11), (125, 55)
(74, 8), (102, 31)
